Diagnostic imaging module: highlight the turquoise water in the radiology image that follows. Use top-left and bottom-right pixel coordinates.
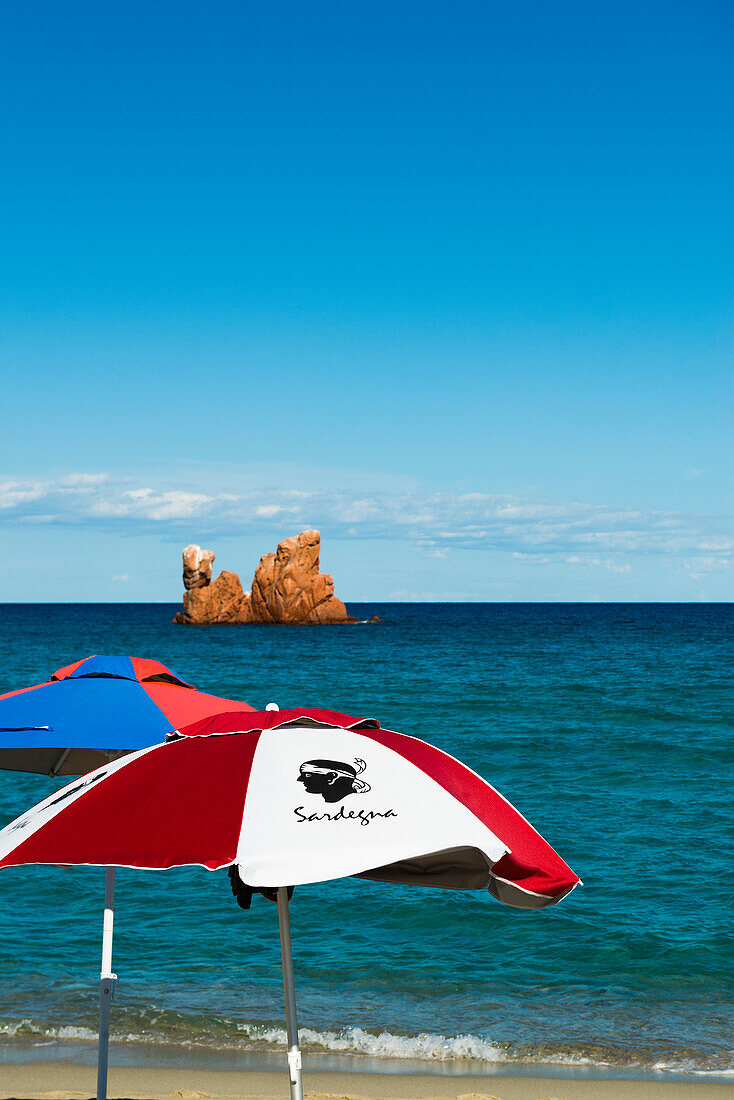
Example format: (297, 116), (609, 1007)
(0, 603), (732, 1080)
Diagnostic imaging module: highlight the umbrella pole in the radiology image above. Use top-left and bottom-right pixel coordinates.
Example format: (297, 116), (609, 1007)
(96, 866), (117, 1100)
(277, 887), (303, 1100)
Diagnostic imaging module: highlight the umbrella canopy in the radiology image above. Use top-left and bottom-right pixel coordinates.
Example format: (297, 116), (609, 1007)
(0, 654), (255, 776)
(0, 708), (578, 908)
(0, 708), (579, 1100)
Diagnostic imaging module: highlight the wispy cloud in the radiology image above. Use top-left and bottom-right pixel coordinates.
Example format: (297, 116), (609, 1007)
(564, 555), (632, 574)
(680, 555), (733, 580)
(1, 472), (731, 576)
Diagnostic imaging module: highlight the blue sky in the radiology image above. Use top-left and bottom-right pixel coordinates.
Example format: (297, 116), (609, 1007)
(1, 0), (732, 601)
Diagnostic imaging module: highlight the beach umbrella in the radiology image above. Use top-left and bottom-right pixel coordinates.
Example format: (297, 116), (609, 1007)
(0, 654), (255, 776)
(0, 707), (580, 1100)
(0, 655), (255, 1100)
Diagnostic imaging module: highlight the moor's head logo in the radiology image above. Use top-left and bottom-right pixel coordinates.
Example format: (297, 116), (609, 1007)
(297, 758), (371, 803)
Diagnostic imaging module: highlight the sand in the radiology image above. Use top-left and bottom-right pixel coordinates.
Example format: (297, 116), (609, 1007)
(0, 1062), (732, 1100)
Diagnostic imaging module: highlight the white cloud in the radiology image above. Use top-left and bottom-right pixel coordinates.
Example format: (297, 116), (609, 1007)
(112, 573), (130, 582)
(64, 473), (110, 486)
(92, 487), (217, 521)
(681, 555), (733, 580)
(565, 555), (632, 574)
(123, 488), (154, 501)
(0, 481), (48, 510)
(0, 471), (731, 579)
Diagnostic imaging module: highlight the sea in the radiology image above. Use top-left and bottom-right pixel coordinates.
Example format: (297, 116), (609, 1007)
(0, 603), (732, 1085)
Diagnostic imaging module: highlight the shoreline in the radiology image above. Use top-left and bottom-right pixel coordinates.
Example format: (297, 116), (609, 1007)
(1, 1045), (733, 1091)
(2, 1037), (733, 1084)
(1, 1061), (733, 1100)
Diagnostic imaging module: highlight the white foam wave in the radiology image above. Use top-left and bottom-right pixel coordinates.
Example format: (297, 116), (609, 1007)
(0, 1020), (145, 1046)
(2, 1016), (732, 1076)
(653, 1061), (734, 1077)
(0, 1019), (34, 1038)
(48, 1026), (100, 1042)
(236, 1022), (505, 1062)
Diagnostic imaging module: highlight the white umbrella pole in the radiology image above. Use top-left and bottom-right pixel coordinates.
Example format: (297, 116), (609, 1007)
(277, 887), (303, 1100)
(96, 866), (117, 1100)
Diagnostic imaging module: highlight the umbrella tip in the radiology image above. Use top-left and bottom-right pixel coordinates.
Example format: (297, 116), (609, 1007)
(265, 702), (280, 711)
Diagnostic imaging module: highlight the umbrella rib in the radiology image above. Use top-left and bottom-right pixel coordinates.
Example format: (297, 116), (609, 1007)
(49, 746), (72, 777)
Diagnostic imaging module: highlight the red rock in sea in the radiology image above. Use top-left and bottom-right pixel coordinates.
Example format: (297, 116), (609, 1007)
(182, 544), (215, 590)
(173, 530), (358, 625)
(173, 569), (255, 624)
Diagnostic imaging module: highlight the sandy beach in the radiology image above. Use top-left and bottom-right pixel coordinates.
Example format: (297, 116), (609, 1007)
(1, 1063), (732, 1100)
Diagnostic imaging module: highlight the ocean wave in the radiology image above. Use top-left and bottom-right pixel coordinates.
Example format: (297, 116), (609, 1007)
(237, 1022), (507, 1062)
(653, 1061), (734, 1077)
(1, 1020), (103, 1044)
(2, 1014), (732, 1076)
(46, 1025), (101, 1042)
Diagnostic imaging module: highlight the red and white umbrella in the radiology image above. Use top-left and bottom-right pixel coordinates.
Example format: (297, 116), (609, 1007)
(0, 708), (580, 1100)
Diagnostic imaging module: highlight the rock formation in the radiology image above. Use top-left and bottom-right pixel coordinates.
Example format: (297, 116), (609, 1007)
(175, 569), (253, 624)
(182, 544), (215, 590)
(173, 530), (362, 625)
